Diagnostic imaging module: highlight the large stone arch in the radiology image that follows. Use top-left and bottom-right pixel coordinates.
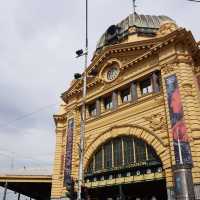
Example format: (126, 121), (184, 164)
(84, 124), (172, 183)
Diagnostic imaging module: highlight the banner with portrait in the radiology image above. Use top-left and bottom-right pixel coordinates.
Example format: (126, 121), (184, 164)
(64, 118), (74, 186)
(165, 75), (192, 165)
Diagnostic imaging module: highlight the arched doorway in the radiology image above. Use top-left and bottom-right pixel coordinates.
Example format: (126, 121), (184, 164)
(84, 136), (167, 200)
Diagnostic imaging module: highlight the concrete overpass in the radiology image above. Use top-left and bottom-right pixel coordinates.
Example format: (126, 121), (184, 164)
(0, 170), (52, 200)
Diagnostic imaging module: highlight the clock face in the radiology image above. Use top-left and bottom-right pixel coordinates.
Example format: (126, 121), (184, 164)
(107, 66), (119, 81)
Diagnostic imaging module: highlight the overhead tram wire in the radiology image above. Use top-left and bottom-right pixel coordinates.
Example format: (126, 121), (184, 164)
(0, 103), (57, 130)
(187, 0), (200, 2)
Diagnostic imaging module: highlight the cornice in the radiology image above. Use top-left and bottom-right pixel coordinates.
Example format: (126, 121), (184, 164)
(53, 114), (67, 126)
(88, 42), (153, 74)
(121, 38), (175, 70)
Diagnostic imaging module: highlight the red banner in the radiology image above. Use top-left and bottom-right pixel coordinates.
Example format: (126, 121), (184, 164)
(165, 75), (192, 165)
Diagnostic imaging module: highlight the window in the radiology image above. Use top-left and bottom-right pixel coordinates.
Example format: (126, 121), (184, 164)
(104, 96), (113, 110)
(104, 142), (112, 169)
(120, 88), (131, 103)
(86, 136), (161, 175)
(88, 103), (97, 117)
(113, 138), (122, 167)
(87, 159), (93, 174)
(147, 144), (159, 161)
(140, 78), (152, 95)
(135, 139), (146, 162)
(123, 137), (134, 165)
(95, 149), (102, 171)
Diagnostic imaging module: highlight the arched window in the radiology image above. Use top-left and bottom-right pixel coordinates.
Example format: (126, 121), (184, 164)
(113, 138), (122, 167)
(124, 137), (134, 164)
(135, 138), (146, 162)
(104, 142), (112, 169)
(86, 136), (161, 175)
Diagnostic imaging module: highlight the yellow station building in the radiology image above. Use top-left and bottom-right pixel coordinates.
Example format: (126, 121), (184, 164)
(51, 12), (200, 200)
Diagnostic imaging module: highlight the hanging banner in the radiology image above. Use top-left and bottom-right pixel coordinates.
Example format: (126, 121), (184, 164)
(64, 118), (74, 186)
(165, 75), (192, 165)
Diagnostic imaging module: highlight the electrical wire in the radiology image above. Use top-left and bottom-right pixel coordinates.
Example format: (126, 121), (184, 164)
(187, 0), (200, 2)
(0, 103), (57, 130)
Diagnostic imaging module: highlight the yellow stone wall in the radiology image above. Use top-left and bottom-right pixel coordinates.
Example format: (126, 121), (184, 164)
(51, 28), (200, 199)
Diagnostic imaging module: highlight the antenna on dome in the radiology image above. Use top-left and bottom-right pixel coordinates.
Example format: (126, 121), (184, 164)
(132, 0), (137, 14)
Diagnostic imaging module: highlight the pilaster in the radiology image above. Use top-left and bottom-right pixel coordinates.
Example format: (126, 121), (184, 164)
(51, 114), (67, 199)
(175, 59), (200, 184)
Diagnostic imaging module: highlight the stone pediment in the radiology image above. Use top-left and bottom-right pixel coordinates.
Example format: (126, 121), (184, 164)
(61, 28), (199, 103)
(62, 43), (153, 101)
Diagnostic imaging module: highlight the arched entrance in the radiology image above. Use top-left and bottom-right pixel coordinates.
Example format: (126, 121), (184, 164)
(84, 136), (167, 200)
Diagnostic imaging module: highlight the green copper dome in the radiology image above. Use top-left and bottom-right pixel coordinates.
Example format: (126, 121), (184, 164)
(96, 13), (175, 52)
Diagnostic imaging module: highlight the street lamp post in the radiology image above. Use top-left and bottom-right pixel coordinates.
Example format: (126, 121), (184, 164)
(77, 0), (88, 199)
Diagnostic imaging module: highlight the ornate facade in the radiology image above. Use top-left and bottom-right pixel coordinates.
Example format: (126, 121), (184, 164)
(51, 13), (200, 200)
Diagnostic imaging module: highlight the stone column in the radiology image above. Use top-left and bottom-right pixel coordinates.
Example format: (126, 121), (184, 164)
(112, 91), (118, 110)
(51, 114), (67, 199)
(172, 56), (200, 199)
(152, 72), (160, 93)
(160, 59), (197, 200)
(130, 81), (138, 102)
(161, 50), (200, 199)
(96, 98), (101, 116)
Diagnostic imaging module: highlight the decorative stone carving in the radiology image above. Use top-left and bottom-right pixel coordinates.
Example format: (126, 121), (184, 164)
(176, 54), (193, 64)
(144, 113), (167, 131)
(154, 96), (164, 105)
(193, 65), (200, 74)
(129, 26), (137, 34)
(160, 63), (176, 75)
(182, 83), (194, 97)
(157, 21), (178, 36)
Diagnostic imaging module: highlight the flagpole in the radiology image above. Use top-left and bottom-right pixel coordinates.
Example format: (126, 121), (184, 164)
(77, 0), (88, 199)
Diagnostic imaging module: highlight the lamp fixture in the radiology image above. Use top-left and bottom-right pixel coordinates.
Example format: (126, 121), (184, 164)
(74, 73), (82, 80)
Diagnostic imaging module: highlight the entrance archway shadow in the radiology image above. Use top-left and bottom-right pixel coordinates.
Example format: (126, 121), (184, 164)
(88, 179), (168, 200)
